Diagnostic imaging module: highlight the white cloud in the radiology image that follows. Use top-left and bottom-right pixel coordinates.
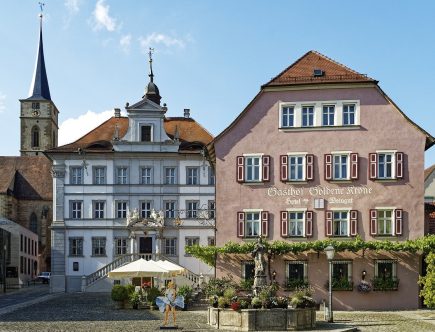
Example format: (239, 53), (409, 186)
(59, 110), (122, 145)
(65, 0), (81, 14)
(139, 33), (186, 52)
(92, 0), (117, 32)
(0, 93), (6, 113)
(120, 34), (132, 53)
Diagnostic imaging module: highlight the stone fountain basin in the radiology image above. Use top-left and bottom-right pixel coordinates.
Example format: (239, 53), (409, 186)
(207, 307), (316, 331)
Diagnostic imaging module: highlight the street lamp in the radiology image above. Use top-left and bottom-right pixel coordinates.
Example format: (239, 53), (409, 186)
(324, 245), (335, 323)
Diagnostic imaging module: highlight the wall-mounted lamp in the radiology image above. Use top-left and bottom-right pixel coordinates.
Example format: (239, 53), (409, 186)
(362, 270), (367, 280)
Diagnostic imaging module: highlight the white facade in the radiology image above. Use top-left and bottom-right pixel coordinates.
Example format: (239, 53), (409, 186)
(48, 97), (215, 292)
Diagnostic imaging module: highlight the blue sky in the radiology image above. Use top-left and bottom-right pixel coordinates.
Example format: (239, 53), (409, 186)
(0, 0), (434, 167)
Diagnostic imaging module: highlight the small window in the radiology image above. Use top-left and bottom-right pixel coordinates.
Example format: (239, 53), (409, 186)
(114, 237), (128, 255)
(31, 102), (40, 109)
(186, 201), (199, 218)
(245, 212), (261, 237)
(331, 260), (353, 290)
(286, 261), (308, 289)
(343, 104), (355, 125)
(70, 167), (83, 185)
(73, 262), (79, 272)
(186, 167), (199, 185)
(378, 153), (394, 179)
(116, 167), (128, 184)
(281, 106), (295, 128)
(165, 167), (176, 185)
(93, 167), (106, 185)
(31, 126), (40, 148)
(208, 167), (215, 185)
(302, 106), (314, 127)
(164, 201), (176, 219)
(116, 201), (128, 219)
(69, 237), (83, 256)
(207, 237), (215, 246)
(288, 211), (305, 237)
(91, 237), (106, 256)
(208, 200), (215, 219)
(29, 213), (38, 234)
(322, 105), (335, 126)
(245, 156), (261, 182)
(288, 155), (305, 181)
(377, 210), (393, 235)
(140, 167), (152, 184)
(93, 201), (105, 219)
(141, 125), (152, 142)
(164, 238), (177, 256)
(333, 154), (349, 180)
(140, 201), (153, 219)
(241, 261), (255, 280)
(374, 260), (398, 290)
(333, 211), (349, 236)
(185, 237), (200, 256)
(70, 201), (83, 219)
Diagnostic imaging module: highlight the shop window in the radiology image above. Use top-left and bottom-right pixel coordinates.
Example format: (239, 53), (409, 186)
(373, 260), (398, 290)
(331, 261), (353, 291)
(285, 261), (308, 290)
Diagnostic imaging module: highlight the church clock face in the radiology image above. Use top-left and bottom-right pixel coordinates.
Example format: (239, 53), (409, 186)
(32, 109), (40, 117)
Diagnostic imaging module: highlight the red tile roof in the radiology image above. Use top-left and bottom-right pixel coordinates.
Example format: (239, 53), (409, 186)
(0, 156), (52, 200)
(48, 116), (213, 153)
(263, 50), (376, 87)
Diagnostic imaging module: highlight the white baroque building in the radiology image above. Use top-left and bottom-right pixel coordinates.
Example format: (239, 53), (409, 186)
(46, 61), (215, 292)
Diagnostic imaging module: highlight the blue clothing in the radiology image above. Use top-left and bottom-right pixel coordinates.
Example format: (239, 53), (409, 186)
(156, 288), (185, 312)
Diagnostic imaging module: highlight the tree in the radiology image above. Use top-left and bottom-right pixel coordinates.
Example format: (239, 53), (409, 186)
(419, 252), (435, 308)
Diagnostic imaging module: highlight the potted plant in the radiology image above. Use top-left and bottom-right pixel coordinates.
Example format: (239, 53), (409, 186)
(111, 285), (128, 309)
(129, 291), (141, 309)
(251, 297), (262, 309)
(178, 285), (193, 310)
(146, 286), (162, 310)
(231, 301), (241, 311)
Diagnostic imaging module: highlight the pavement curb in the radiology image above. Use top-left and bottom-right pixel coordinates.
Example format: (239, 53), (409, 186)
(0, 293), (61, 316)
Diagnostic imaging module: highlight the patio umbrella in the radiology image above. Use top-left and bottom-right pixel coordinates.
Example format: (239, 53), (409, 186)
(108, 258), (171, 279)
(155, 259), (186, 276)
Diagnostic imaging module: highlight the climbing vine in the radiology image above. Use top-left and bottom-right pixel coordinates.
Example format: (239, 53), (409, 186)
(185, 235), (435, 267)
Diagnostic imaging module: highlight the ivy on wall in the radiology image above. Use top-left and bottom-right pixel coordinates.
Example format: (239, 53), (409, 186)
(185, 235), (435, 267)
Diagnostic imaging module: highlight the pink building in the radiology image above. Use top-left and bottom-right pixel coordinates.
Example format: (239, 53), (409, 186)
(210, 51), (435, 310)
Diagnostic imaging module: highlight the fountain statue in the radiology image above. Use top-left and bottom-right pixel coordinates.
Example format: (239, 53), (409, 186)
(251, 236), (268, 295)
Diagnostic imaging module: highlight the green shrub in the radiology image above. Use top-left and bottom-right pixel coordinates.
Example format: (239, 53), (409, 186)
(111, 285), (128, 302)
(419, 252), (435, 308)
(223, 287), (237, 300)
(251, 297), (262, 309)
(125, 284), (135, 295)
(204, 275), (237, 297)
(178, 285), (193, 303)
(290, 285), (316, 309)
(218, 296), (229, 308)
(146, 287), (162, 305)
(129, 291), (141, 308)
(239, 279), (253, 291)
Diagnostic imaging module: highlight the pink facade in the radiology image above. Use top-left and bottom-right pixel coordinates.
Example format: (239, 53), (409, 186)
(213, 53), (433, 309)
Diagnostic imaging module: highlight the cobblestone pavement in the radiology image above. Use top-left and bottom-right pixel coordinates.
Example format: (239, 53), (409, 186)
(0, 292), (434, 332)
(0, 284), (49, 309)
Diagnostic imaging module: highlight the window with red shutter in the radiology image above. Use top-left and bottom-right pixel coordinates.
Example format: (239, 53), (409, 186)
(262, 156), (270, 182)
(350, 210), (358, 236)
(305, 211), (313, 237)
(325, 154), (332, 180)
(396, 152), (404, 179)
(306, 154), (314, 181)
(350, 153), (359, 180)
(237, 212), (245, 237)
(369, 153), (377, 180)
(395, 209), (403, 236)
(280, 211), (288, 237)
(370, 209), (377, 235)
(236, 156), (245, 182)
(280, 155), (288, 182)
(261, 211), (269, 238)
(325, 210), (333, 236)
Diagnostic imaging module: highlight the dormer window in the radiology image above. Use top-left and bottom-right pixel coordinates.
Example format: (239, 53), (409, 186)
(141, 125), (152, 142)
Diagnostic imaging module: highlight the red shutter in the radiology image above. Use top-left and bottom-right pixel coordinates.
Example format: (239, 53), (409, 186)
(306, 154), (314, 181)
(261, 211), (269, 238)
(369, 153), (377, 180)
(305, 211), (313, 237)
(395, 209), (403, 236)
(350, 153), (359, 180)
(237, 212), (245, 238)
(325, 154), (332, 180)
(262, 155), (270, 182)
(325, 210), (333, 236)
(350, 210), (358, 236)
(280, 155), (288, 182)
(237, 156), (245, 182)
(396, 152), (404, 179)
(370, 209), (377, 235)
(280, 211), (288, 237)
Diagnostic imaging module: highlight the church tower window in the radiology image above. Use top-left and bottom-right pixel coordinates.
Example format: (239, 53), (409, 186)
(31, 126), (40, 148)
(30, 213), (38, 235)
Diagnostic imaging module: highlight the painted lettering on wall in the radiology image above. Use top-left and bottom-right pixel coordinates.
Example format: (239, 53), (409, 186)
(267, 185), (372, 198)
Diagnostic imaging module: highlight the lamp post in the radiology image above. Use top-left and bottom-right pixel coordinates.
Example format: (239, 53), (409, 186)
(324, 245), (335, 323)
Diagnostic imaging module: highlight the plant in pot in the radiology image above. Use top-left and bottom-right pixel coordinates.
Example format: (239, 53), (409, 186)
(146, 287), (162, 310)
(251, 297), (262, 309)
(111, 285), (128, 309)
(129, 291), (141, 310)
(289, 285), (316, 309)
(218, 296), (230, 309)
(177, 285), (193, 310)
(231, 301), (241, 311)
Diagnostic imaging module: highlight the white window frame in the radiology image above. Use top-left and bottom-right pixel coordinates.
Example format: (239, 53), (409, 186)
(322, 105), (335, 126)
(243, 209), (262, 237)
(287, 153), (306, 181)
(114, 237), (128, 256)
(332, 260), (353, 283)
(70, 201), (83, 219)
(374, 259), (397, 279)
(140, 200), (153, 219)
(140, 167), (153, 185)
(301, 106), (315, 127)
(165, 167), (176, 185)
(288, 210), (305, 237)
(186, 167), (199, 185)
(332, 210), (350, 237)
(69, 237), (83, 257)
(93, 166), (106, 185)
(93, 201), (105, 219)
(186, 201), (199, 218)
(343, 104), (356, 125)
(208, 166), (215, 185)
(91, 237), (106, 257)
(70, 167), (83, 185)
(243, 154), (263, 182)
(281, 106), (295, 128)
(164, 201), (176, 219)
(376, 208), (395, 236)
(164, 238), (177, 256)
(285, 260), (308, 282)
(332, 152), (351, 180)
(377, 151), (396, 179)
(140, 124), (153, 142)
(116, 167), (128, 185)
(208, 200), (215, 219)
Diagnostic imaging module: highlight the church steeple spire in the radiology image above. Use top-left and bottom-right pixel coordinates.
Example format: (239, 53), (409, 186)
(143, 48), (161, 105)
(28, 3), (51, 101)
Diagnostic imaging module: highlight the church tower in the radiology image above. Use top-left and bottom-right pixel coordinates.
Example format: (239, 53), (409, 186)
(20, 12), (58, 156)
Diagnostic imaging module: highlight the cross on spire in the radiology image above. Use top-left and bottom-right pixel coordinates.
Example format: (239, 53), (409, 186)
(148, 47), (154, 82)
(38, 2), (45, 18)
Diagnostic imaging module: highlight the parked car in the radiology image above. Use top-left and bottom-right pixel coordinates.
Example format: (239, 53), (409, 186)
(37, 272), (51, 284)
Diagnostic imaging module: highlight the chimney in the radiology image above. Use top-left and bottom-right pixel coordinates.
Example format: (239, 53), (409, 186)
(184, 108), (190, 118)
(114, 108), (121, 118)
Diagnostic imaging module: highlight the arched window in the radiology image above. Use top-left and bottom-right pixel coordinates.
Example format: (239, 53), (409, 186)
(31, 126), (40, 148)
(30, 213), (38, 235)
(52, 131), (56, 147)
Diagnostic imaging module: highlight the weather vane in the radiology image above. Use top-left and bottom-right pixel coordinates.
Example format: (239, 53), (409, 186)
(38, 2), (45, 17)
(148, 47), (155, 81)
